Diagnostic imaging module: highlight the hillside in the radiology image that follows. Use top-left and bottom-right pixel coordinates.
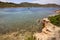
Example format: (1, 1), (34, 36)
(0, 2), (60, 8)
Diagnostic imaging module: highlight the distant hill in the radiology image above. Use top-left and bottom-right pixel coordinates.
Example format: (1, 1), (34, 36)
(0, 2), (60, 8)
(19, 2), (60, 7)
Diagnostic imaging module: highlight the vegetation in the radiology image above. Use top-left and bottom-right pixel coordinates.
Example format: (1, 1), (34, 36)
(26, 34), (35, 40)
(0, 2), (60, 8)
(48, 14), (60, 26)
(24, 31), (36, 40)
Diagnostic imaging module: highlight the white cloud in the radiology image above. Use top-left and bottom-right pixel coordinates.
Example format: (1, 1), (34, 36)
(0, 0), (7, 2)
(32, 0), (60, 4)
(0, 0), (60, 4)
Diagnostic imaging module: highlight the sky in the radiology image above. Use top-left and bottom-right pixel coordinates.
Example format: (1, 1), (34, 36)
(0, 0), (60, 5)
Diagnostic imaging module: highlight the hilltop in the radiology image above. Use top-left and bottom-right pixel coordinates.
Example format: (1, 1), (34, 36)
(0, 2), (60, 8)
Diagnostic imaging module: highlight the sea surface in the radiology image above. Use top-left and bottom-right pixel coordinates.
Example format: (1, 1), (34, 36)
(0, 7), (60, 33)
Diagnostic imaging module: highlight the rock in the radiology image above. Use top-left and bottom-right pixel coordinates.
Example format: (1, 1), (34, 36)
(55, 10), (60, 13)
(33, 18), (60, 40)
(36, 19), (41, 25)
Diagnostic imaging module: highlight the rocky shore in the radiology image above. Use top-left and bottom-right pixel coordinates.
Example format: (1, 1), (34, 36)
(0, 10), (60, 40)
(33, 18), (60, 40)
(33, 10), (60, 40)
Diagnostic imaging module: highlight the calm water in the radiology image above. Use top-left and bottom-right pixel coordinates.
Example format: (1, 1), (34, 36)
(0, 7), (60, 33)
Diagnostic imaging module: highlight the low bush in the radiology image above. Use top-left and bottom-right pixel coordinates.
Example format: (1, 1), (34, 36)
(48, 14), (60, 26)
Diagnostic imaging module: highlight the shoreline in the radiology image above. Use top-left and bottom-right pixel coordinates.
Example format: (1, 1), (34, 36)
(0, 7), (60, 8)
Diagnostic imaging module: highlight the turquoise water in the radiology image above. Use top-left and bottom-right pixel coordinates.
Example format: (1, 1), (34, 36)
(0, 7), (60, 33)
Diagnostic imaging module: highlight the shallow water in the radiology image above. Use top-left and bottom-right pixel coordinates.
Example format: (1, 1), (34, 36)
(0, 7), (60, 33)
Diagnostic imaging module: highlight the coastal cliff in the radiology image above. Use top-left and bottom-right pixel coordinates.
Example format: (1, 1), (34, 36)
(33, 18), (60, 40)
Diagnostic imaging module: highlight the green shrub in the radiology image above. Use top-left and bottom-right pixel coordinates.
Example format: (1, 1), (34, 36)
(26, 34), (35, 40)
(48, 14), (60, 26)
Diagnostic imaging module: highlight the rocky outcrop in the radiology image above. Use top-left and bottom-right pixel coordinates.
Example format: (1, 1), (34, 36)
(33, 18), (60, 40)
(55, 10), (60, 13)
